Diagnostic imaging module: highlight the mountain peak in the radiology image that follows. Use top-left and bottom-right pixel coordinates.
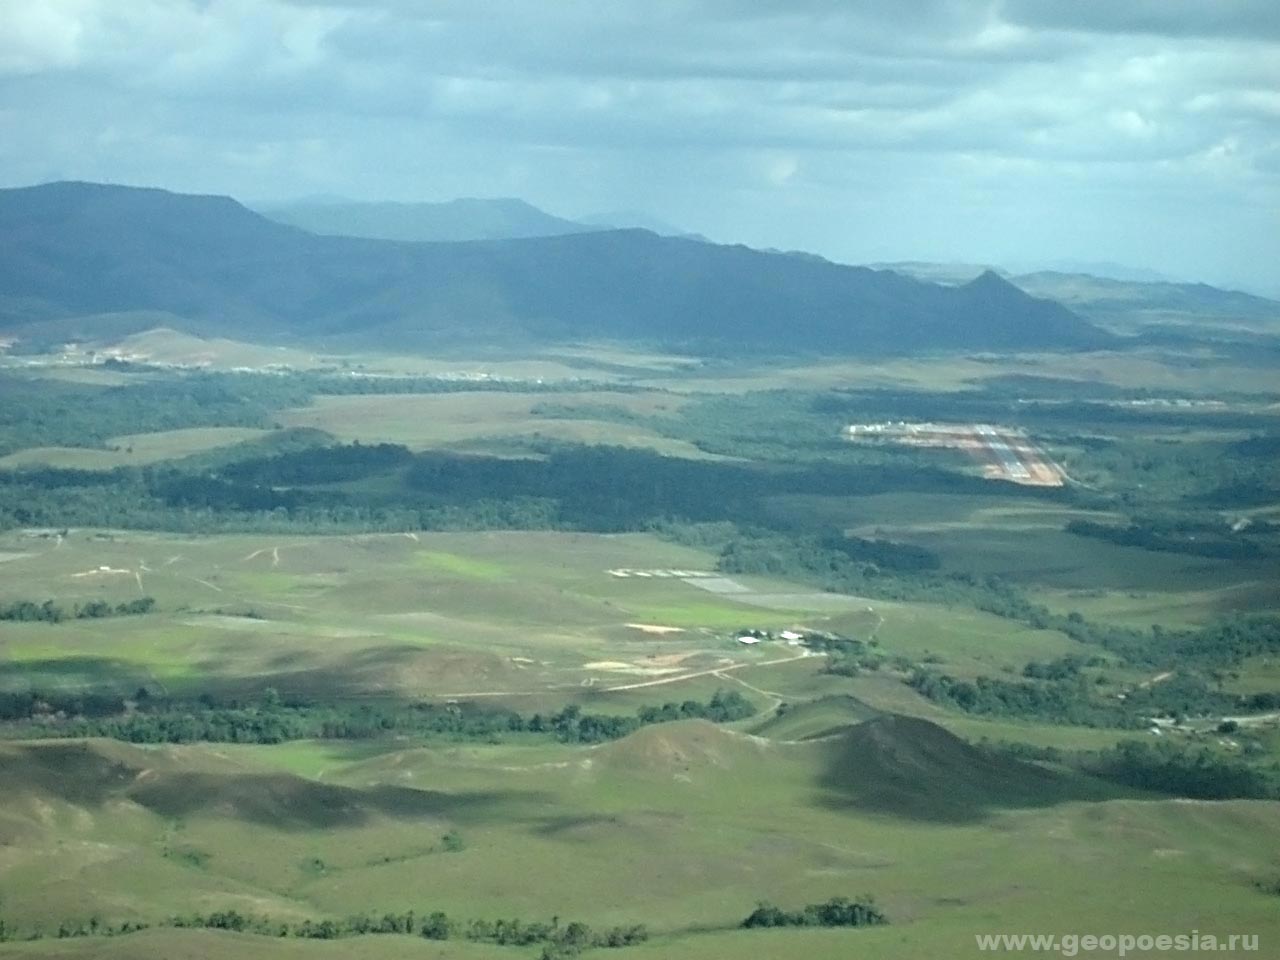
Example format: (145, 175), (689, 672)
(966, 268), (1011, 290)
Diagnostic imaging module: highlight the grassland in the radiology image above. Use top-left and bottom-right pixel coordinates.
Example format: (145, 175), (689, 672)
(274, 391), (713, 459)
(0, 528), (1102, 702)
(3, 525), (1278, 958)
(3, 332), (1280, 959)
(0, 723), (1277, 960)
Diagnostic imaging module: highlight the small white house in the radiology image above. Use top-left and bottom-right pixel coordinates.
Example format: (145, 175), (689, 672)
(779, 630), (804, 642)
(736, 635), (762, 645)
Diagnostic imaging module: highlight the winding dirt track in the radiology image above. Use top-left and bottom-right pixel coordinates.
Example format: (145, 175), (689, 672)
(429, 650), (817, 700)
(601, 650), (815, 692)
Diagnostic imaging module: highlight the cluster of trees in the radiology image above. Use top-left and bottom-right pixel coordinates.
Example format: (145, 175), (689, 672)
(718, 529), (1060, 615)
(2, 690), (756, 746)
(0, 690), (130, 721)
(1022, 653), (1106, 681)
(821, 533), (941, 572)
(0, 597), (154, 623)
(173, 908), (647, 953)
(910, 659), (1278, 730)
(740, 896), (887, 929)
(3, 896), (890, 952)
(906, 670), (1140, 729)
(1152, 616), (1280, 670)
(1066, 518), (1271, 560)
(0, 370), (309, 458)
(1081, 739), (1278, 801)
(982, 734), (1279, 801)
(550, 691), (756, 743)
(800, 634), (884, 677)
(0, 908), (648, 955)
(0, 431), (1041, 536)
(0, 916), (150, 942)
(222, 441), (413, 486)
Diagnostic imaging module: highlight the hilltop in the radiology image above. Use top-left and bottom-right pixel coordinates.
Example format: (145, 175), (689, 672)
(0, 181), (1112, 355)
(818, 714), (1117, 821)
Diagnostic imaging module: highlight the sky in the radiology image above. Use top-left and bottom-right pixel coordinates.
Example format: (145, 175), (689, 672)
(1, 0), (1278, 291)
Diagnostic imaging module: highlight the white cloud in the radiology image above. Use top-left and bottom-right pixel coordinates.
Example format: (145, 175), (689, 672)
(0, 0), (90, 74)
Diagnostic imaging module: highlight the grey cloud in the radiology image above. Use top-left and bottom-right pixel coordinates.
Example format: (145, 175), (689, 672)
(1001, 0), (1280, 41)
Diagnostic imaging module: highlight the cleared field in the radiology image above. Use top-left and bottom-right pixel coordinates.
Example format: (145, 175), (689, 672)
(0, 427), (271, 470)
(276, 392), (711, 458)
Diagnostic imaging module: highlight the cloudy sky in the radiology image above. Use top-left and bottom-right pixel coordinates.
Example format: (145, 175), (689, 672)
(2, 0), (1277, 289)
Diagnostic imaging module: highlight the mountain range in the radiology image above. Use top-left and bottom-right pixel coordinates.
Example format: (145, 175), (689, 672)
(0, 181), (1112, 355)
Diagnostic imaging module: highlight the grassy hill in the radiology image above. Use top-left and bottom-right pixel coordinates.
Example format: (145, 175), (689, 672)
(817, 714), (1117, 822)
(0, 182), (1112, 355)
(751, 694), (880, 741)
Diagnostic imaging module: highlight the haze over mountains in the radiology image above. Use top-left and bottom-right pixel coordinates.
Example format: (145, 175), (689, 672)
(0, 181), (1113, 355)
(260, 197), (705, 244)
(878, 262), (1280, 335)
(262, 197), (597, 243)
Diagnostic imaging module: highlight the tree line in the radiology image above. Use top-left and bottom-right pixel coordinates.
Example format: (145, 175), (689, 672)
(0, 908), (647, 957)
(1079, 739), (1277, 801)
(741, 896), (887, 929)
(0, 596), (154, 623)
(1, 894), (887, 955)
(1, 689), (756, 746)
(1066, 518), (1272, 560)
